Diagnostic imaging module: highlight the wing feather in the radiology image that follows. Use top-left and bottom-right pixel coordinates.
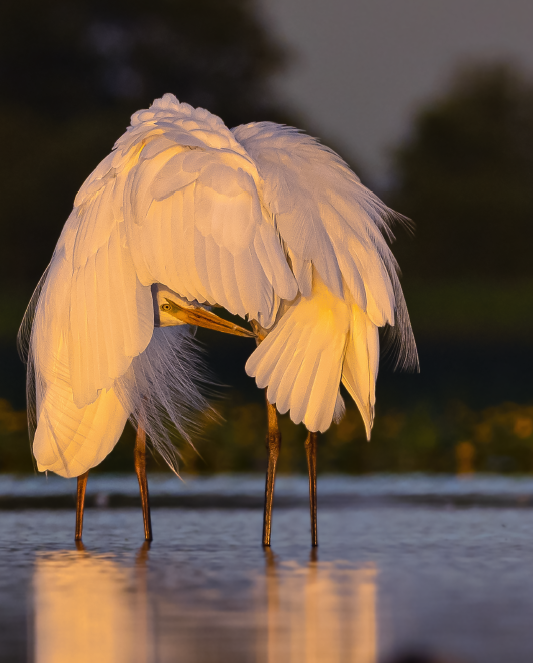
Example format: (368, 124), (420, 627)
(203, 235), (227, 307)
(125, 135), (297, 323)
(219, 247), (244, 313)
(28, 95), (291, 476)
(264, 324), (302, 399)
(126, 146), (185, 224)
(235, 247), (271, 323)
(341, 307), (380, 439)
(248, 314), (301, 389)
(286, 350), (322, 426)
(193, 227), (214, 300)
(288, 251), (313, 298)
(169, 194), (198, 302)
(34, 383), (129, 478)
(232, 122), (417, 369)
(182, 184), (213, 303)
(274, 325), (314, 414)
(255, 220), (296, 301)
(95, 242), (128, 381)
(25, 93), (415, 477)
(305, 339), (345, 431)
(246, 273), (350, 432)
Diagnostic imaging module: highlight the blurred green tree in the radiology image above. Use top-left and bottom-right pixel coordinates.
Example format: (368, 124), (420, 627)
(0, 0), (290, 288)
(389, 62), (533, 280)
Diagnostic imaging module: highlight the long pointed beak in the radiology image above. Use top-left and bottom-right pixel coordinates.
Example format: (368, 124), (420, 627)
(165, 299), (256, 338)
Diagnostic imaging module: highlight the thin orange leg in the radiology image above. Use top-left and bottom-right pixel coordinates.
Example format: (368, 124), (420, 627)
(75, 470), (89, 541)
(262, 396), (281, 547)
(134, 425), (153, 542)
(305, 431), (318, 547)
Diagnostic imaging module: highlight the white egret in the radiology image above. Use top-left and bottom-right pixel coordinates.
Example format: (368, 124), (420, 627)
(19, 94), (417, 545)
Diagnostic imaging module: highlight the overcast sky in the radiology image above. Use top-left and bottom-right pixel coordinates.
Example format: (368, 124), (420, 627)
(260, 0), (533, 185)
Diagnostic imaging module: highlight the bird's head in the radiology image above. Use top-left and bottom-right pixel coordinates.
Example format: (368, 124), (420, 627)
(152, 286), (198, 328)
(152, 284), (256, 338)
(157, 298), (188, 327)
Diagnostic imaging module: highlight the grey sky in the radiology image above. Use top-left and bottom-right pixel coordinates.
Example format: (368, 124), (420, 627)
(260, 0), (533, 184)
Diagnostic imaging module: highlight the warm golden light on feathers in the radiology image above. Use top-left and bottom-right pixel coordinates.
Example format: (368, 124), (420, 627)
(19, 93), (417, 478)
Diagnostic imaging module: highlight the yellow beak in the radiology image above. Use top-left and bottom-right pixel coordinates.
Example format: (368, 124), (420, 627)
(165, 299), (256, 338)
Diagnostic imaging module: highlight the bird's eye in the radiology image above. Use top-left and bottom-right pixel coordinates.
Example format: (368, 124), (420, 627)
(161, 304), (171, 312)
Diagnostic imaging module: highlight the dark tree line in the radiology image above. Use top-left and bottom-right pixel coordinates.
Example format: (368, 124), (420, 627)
(389, 62), (533, 281)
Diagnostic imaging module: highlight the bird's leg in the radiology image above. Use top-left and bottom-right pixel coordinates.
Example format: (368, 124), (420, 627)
(263, 396), (281, 547)
(305, 431), (319, 547)
(75, 470), (89, 541)
(134, 425), (153, 542)
(249, 320), (282, 547)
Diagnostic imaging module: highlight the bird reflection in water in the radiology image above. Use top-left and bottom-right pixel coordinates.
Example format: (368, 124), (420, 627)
(260, 551), (378, 663)
(32, 544), (377, 662)
(33, 544), (154, 663)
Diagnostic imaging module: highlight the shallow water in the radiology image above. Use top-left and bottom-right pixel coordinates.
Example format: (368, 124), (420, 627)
(2, 475), (533, 662)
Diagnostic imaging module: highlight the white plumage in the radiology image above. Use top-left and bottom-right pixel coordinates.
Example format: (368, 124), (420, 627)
(20, 93), (417, 479)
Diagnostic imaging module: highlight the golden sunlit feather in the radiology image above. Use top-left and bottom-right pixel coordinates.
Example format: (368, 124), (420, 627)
(19, 93), (417, 478)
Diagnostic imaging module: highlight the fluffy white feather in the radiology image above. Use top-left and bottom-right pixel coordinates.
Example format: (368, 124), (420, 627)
(233, 121), (417, 371)
(20, 93), (417, 477)
(246, 272), (372, 434)
(234, 121), (417, 434)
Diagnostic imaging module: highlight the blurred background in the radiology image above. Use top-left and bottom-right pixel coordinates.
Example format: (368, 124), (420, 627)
(1, 0), (533, 475)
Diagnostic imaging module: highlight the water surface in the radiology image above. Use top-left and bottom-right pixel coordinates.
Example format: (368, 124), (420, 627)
(1, 475), (533, 662)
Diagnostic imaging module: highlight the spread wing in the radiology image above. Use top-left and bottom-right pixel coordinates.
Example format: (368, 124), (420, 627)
(232, 122), (416, 363)
(20, 95), (298, 476)
(57, 95), (297, 410)
(234, 122), (418, 434)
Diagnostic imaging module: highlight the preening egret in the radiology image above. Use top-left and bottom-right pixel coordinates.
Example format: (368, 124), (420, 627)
(19, 94), (417, 545)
